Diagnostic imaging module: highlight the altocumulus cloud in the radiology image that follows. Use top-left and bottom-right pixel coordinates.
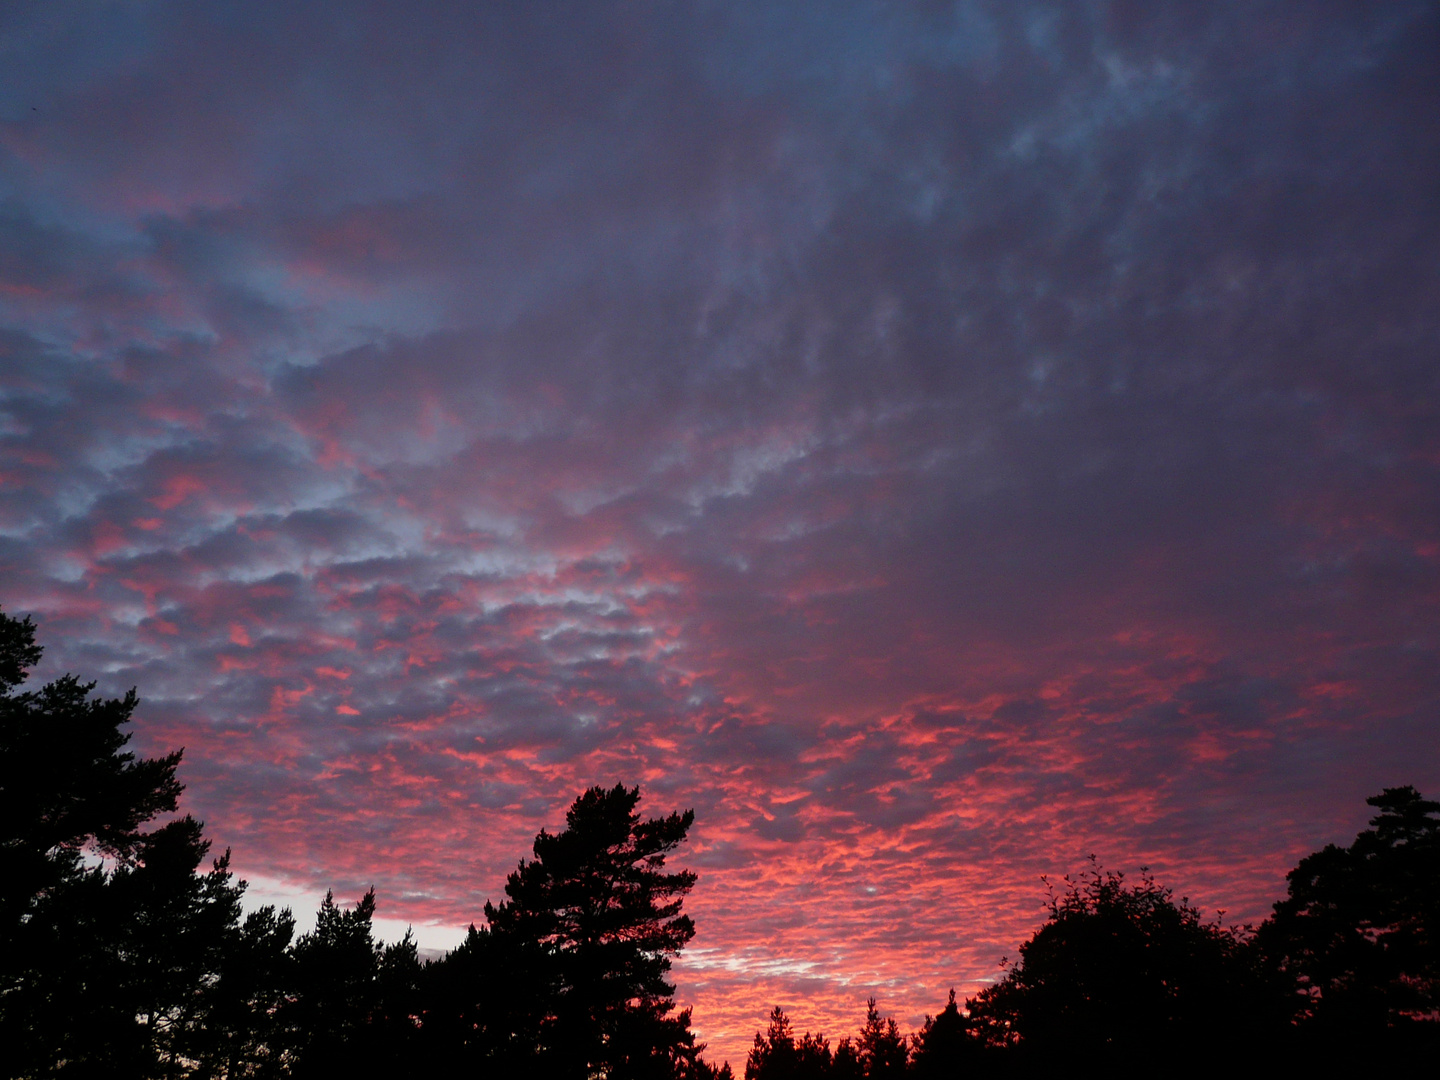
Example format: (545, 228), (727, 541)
(1, 1), (1438, 1061)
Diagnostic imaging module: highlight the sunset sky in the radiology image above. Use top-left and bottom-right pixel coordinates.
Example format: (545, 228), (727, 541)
(2, 1), (1437, 1065)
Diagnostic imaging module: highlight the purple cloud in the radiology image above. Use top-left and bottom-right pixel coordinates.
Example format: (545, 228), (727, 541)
(2, 1), (1437, 1061)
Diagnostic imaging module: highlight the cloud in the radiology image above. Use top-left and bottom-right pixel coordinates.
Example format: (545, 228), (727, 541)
(2, 0), (1438, 1063)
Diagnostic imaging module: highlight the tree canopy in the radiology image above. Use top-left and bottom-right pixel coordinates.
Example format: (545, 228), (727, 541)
(0, 606), (231, 1078)
(1259, 785), (1440, 1047)
(484, 782), (704, 1078)
(745, 1006), (836, 1080)
(964, 859), (1273, 1063)
(0, 610), (183, 951)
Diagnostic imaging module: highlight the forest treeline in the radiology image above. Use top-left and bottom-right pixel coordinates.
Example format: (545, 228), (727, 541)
(2, 607), (1437, 1078)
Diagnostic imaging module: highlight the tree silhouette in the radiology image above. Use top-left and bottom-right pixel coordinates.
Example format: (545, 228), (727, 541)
(854, 999), (908, 1078)
(965, 859), (1268, 1063)
(105, 817), (248, 1075)
(745, 1006), (796, 1079)
(201, 904), (297, 1079)
(284, 888), (424, 1077)
(828, 1038), (861, 1080)
(744, 1006), (833, 1080)
(744, 1001), (912, 1080)
(1258, 786), (1440, 1052)
(0, 608), (183, 954)
(0, 607), (247, 1079)
(0, 630), (722, 1080)
(418, 919), (556, 1071)
(482, 783), (703, 1078)
(909, 989), (984, 1075)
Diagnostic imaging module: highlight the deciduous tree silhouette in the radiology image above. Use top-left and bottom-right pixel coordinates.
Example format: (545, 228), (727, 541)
(964, 859), (1268, 1063)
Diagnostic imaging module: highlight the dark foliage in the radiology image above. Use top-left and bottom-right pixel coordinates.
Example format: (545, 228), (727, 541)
(1258, 786), (1440, 1055)
(909, 990), (984, 1076)
(203, 904), (297, 1078)
(745, 1006), (835, 1080)
(964, 858), (1276, 1064)
(0, 609), (183, 956)
(281, 888), (424, 1078)
(481, 782), (704, 1078)
(418, 919), (554, 1070)
(744, 1001), (909, 1080)
(0, 606), (235, 1079)
(854, 999), (908, 1079)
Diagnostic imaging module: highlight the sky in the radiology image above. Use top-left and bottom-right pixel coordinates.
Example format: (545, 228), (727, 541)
(2, 0), (1438, 1064)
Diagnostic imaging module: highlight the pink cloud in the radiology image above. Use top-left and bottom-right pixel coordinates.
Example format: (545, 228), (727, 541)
(3, 1), (1438, 1066)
